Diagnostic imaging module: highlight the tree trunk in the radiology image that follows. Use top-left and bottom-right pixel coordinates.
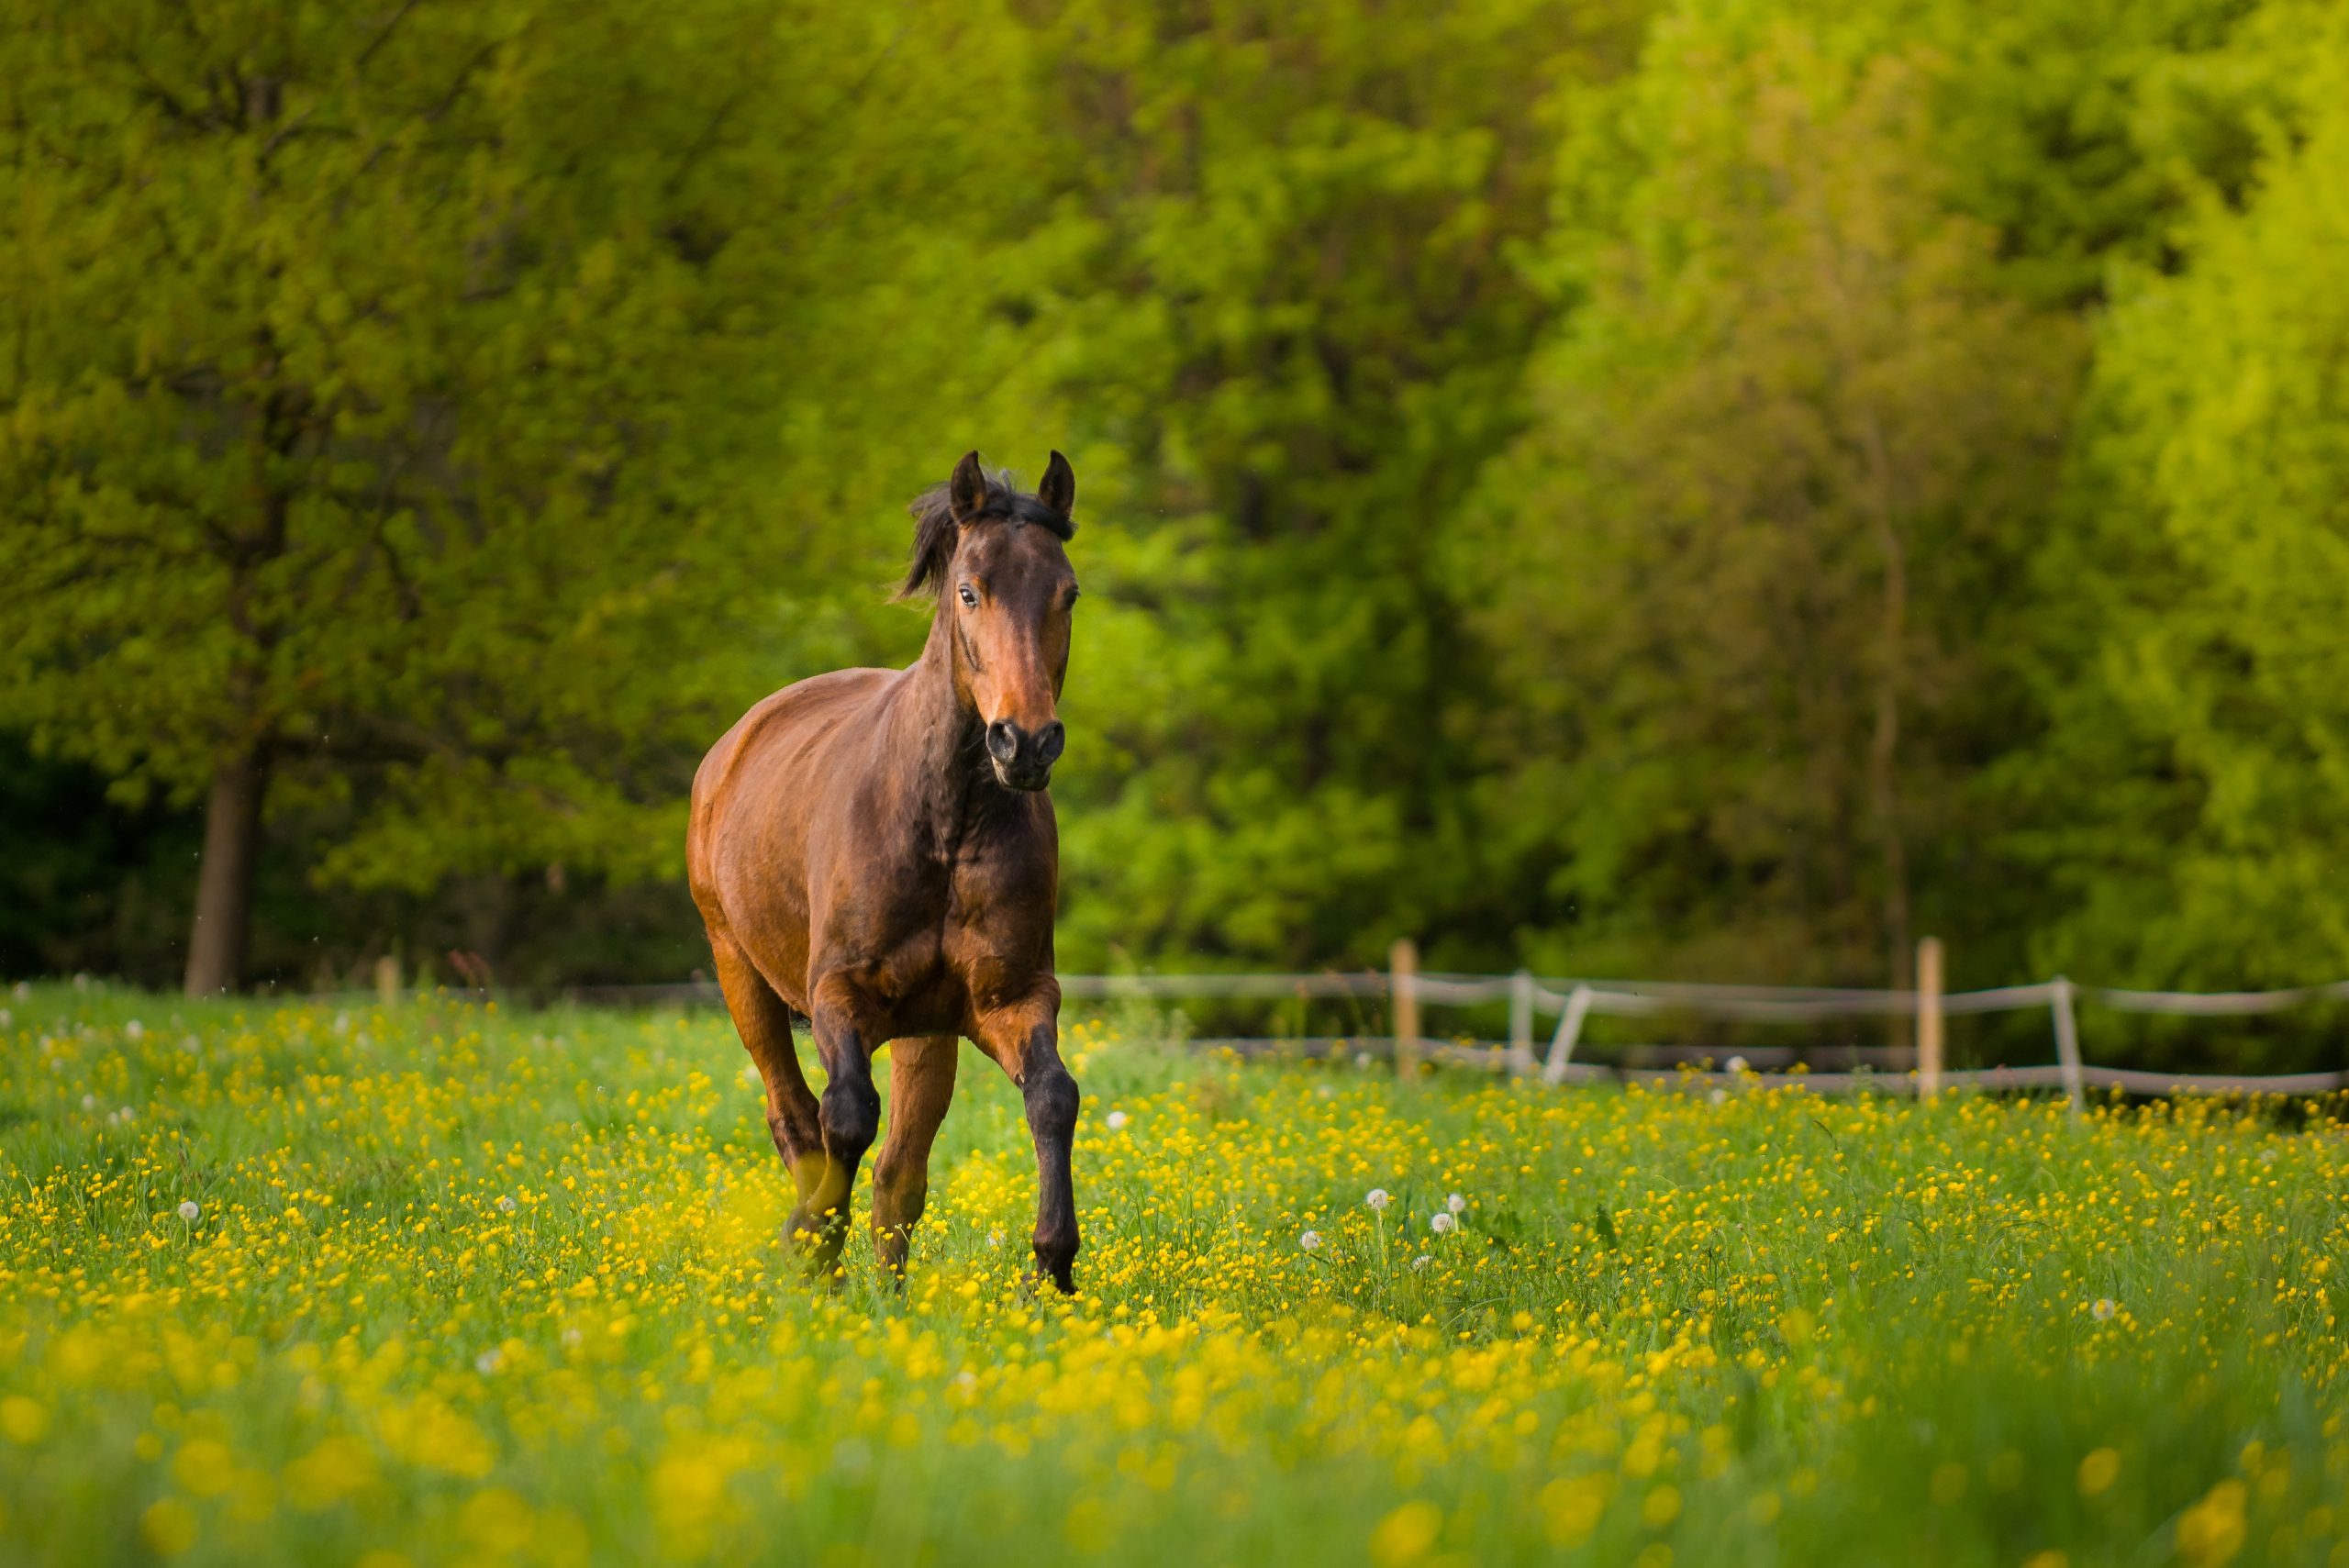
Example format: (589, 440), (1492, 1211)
(1857, 415), (1913, 996)
(183, 745), (266, 995)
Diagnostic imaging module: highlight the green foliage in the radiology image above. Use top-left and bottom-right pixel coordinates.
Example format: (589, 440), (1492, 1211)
(1469, 28), (2082, 984)
(2, 0), (2344, 1024)
(0, 0), (1030, 894)
(2013, 14), (2349, 991)
(1019, 0), (1644, 970)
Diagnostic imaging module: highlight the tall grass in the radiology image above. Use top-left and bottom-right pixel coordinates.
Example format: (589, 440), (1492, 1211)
(1, 984), (2343, 1566)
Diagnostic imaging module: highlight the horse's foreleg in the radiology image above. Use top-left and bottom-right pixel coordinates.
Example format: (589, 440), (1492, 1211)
(709, 936), (829, 1217)
(974, 995), (1080, 1295)
(872, 1035), (958, 1280)
(803, 976), (883, 1280)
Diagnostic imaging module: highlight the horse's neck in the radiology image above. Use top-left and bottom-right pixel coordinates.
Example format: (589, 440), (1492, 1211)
(893, 613), (996, 854)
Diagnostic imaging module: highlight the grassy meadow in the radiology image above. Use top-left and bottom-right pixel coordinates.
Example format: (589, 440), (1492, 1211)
(1, 984), (2344, 1568)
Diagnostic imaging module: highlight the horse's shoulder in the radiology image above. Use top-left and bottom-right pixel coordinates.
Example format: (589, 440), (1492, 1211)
(689, 668), (897, 874)
(754, 666), (896, 727)
(700, 670), (889, 773)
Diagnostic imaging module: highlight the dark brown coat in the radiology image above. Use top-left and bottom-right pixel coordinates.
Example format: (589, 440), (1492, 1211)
(686, 451), (1084, 1290)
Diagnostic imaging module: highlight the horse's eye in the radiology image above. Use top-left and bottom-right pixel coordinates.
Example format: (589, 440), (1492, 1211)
(958, 584), (978, 607)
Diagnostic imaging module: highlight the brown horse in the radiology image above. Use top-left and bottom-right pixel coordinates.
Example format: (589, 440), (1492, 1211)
(687, 451), (1084, 1291)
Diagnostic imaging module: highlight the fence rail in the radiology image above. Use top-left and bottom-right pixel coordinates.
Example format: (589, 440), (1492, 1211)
(353, 941), (2349, 1105)
(1182, 1039), (2348, 1097)
(1062, 947), (2349, 1104)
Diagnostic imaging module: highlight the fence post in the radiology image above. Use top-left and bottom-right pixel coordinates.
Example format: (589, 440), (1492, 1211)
(1390, 939), (1421, 1080)
(1917, 936), (1944, 1098)
(1508, 968), (1536, 1076)
(373, 954), (402, 1009)
(1542, 984), (1593, 1086)
(2051, 975), (2084, 1116)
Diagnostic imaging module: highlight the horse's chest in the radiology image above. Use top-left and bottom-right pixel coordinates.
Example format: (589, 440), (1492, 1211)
(850, 857), (990, 975)
(811, 805), (1051, 1031)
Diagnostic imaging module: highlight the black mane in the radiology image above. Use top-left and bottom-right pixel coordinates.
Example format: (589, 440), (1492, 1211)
(898, 470), (1076, 599)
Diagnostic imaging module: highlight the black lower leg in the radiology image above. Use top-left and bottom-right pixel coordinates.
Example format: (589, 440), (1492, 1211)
(1023, 1057), (1081, 1293)
(800, 1007), (879, 1278)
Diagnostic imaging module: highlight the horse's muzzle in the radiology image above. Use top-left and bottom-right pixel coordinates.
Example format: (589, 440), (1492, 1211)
(985, 718), (1063, 791)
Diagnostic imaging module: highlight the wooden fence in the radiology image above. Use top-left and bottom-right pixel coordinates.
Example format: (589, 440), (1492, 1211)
(367, 938), (2349, 1105)
(1055, 939), (2349, 1106)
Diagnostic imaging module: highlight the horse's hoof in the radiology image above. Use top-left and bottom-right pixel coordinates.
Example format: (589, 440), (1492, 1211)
(1025, 1262), (1076, 1297)
(790, 1254), (848, 1293)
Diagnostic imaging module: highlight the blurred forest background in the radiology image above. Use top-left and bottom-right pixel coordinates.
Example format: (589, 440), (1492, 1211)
(3, 0), (2344, 1045)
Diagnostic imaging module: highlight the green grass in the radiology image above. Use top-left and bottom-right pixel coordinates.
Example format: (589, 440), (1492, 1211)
(0, 983), (2344, 1568)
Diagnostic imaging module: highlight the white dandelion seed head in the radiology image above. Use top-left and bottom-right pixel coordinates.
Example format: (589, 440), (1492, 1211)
(1411, 1255), (1431, 1272)
(474, 1350), (504, 1374)
(1726, 1055), (1749, 1075)
(562, 1326), (583, 1348)
(177, 1200), (200, 1222)
(1299, 1230), (1321, 1251)
(1446, 1193), (1466, 1216)
(1709, 1088), (1728, 1106)
(2091, 1297), (2118, 1322)
(1106, 1110), (1130, 1131)
(124, 1019), (144, 1040)
(1431, 1212), (1456, 1235)
(496, 1195), (517, 1214)
(1354, 1051), (1374, 1070)
(988, 1229), (1004, 1248)
(81, 1094), (95, 1111)
(1364, 1189), (1391, 1212)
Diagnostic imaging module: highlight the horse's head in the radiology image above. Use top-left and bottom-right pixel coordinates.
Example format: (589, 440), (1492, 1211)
(903, 450), (1079, 791)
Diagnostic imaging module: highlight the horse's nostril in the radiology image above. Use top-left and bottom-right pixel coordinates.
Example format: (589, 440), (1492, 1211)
(985, 720), (1019, 762)
(1036, 721), (1065, 764)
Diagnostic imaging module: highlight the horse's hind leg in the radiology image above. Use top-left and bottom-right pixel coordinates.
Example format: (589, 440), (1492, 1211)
(872, 1035), (958, 1279)
(803, 973), (885, 1280)
(708, 935), (829, 1244)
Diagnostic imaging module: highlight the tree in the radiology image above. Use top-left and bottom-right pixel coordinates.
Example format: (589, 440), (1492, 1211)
(1468, 30), (2078, 985)
(0, 0), (1031, 991)
(2014, 16), (2349, 995)
(1008, 0), (1644, 972)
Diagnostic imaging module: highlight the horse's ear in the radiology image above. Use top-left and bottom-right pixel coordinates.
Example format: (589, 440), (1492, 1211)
(949, 450), (989, 523)
(1038, 450), (1075, 517)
